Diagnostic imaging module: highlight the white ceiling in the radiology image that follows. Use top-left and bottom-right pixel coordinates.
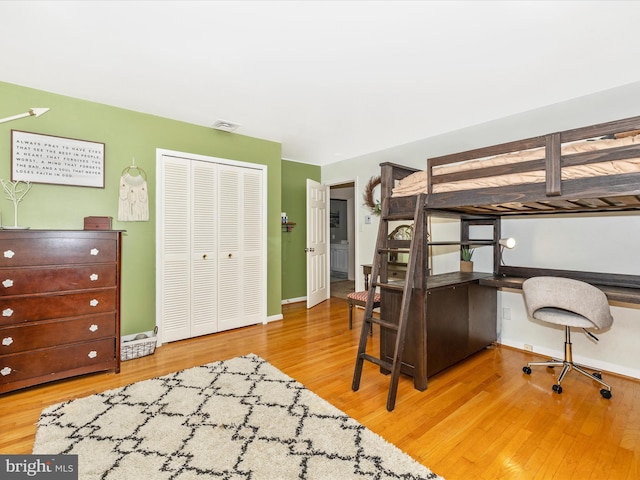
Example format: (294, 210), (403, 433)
(2, 1), (640, 165)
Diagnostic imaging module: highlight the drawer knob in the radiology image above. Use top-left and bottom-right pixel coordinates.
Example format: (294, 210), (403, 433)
(2, 279), (13, 288)
(90, 273), (99, 281)
(89, 324), (98, 332)
(2, 337), (13, 346)
(88, 351), (97, 359)
(3, 250), (15, 259)
(90, 299), (99, 307)
(2, 308), (13, 317)
(1, 366), (11, 376)
(90, 248), (99, 256)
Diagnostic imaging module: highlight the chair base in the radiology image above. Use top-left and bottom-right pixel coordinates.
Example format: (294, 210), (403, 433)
(522, 327), (612, 399)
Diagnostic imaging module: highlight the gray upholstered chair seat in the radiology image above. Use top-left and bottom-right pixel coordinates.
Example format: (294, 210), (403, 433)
(532, 307), (597, 328)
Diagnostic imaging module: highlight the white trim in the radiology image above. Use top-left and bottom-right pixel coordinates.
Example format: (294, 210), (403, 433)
(282, 296), (306, 304)
(500, 339), (640, 380)
(157, 148), (266, 172)
(327, 176), (358, 289)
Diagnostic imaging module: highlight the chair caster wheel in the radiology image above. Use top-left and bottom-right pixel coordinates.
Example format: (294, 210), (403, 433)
(552, 384), (563, 394)
(600, 389), (612, 399)
(522, 366), (531, 375)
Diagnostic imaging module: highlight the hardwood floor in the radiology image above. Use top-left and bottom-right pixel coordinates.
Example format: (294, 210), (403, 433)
(1, 298), (639, 479)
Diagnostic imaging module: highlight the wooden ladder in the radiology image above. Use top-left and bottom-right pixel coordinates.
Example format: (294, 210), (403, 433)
(352, 193), (427, 411)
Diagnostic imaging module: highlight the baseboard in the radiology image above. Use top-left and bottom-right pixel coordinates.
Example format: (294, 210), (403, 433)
(499, 339), (640, 380)
(282, 296), (306, 305)
(266, 313), (283, 322)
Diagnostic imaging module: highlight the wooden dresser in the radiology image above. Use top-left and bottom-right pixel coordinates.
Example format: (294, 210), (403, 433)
(0, 230), (122, 394)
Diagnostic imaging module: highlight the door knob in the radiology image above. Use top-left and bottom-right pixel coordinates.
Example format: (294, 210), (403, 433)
(203, 254), (207, 259)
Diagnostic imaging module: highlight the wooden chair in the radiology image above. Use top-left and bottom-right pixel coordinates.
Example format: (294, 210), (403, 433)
(347, 290), (380, 331)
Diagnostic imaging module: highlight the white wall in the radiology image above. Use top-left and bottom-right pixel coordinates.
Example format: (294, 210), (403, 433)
(322, 81), (640, 379)
(499, 212), (640, 378)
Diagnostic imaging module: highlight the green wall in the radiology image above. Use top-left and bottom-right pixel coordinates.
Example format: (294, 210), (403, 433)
(0, 81), (282, 336)
(281, 160), (320, 300)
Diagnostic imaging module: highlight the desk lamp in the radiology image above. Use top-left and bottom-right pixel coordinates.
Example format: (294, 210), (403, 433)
(499, 237), (516, 265)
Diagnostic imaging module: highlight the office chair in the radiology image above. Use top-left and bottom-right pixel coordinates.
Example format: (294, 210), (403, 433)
(521, 276), (613, 399)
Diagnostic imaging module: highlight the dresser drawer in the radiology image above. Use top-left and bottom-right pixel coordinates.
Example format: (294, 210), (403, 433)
(0, 264), (117, 296)
(0, 289), (117, 326)
(0, 338), (116, 387)
(0, 235), (117, 267)
(0, 313), (115, 354)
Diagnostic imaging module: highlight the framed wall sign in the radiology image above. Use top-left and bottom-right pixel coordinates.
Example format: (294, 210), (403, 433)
(11, 130), (105, 188)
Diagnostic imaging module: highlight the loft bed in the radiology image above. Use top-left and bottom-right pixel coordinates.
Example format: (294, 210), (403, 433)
(378, 115), (640, 296)
(372, 116), (640, 397)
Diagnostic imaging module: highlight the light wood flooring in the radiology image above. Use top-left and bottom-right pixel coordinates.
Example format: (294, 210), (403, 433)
(1, 298), (639, 479)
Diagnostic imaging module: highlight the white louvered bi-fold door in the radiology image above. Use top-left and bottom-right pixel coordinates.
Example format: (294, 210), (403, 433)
(217, 164), (264, 331)
(160, 156), (192, 342)
(190, 161), (218, 338)
(160, 153), (265, 343)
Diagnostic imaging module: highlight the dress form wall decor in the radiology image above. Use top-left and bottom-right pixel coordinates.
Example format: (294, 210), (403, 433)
(118, 160), (148, 221)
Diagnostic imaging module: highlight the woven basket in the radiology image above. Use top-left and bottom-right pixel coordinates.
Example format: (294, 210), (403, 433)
(121, 333), (157, 361)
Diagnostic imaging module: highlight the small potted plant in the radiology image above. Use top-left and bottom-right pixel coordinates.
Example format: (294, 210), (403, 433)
(460, 246), (474, 273)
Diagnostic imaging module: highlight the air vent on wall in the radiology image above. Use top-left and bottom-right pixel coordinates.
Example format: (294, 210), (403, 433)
(212, 119), (241, 132)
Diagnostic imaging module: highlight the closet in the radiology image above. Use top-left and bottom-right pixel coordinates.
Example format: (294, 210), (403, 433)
(157, 150), (266, 344)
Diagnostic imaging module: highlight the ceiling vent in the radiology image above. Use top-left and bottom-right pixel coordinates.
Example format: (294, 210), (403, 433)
(212, 119), (240, 132)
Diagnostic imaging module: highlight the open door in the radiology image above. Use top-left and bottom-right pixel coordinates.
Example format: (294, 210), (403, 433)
(306, 179), (329, 308)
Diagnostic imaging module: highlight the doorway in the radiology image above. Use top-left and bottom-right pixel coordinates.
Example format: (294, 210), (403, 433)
(329, 182), (355, 299)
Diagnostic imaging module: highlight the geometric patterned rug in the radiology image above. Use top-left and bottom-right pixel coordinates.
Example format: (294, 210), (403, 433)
(33, 354), (443, 479)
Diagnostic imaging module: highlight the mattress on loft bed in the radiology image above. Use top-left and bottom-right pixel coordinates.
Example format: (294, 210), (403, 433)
(391, 132), (640, 197)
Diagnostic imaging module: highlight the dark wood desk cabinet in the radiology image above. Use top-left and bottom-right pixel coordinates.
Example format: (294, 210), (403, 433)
(0, 230), (122, 394)
(380, 272), (497, 390)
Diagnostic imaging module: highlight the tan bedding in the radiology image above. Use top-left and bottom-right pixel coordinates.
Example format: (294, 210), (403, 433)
(392, 134), (640, 197)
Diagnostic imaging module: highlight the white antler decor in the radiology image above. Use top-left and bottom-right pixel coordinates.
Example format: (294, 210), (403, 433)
(0, 179), (32, 229)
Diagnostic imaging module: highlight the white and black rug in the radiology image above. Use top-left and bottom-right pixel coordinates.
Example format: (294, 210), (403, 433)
(34, 354), (443, 479)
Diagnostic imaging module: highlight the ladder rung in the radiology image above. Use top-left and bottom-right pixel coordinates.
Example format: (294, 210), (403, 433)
(378, 248), (410, 254)
(373, 281), (405, 291)
(382, 214), (418, 221)
(367, 316), (399, 331)
(359, 353), (393, 371)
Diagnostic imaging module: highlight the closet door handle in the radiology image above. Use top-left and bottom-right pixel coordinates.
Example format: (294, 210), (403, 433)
(228, 253), (232, 258)
(202, 254), (207, 259)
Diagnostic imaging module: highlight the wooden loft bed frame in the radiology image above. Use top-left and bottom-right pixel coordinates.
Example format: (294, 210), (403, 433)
(356, 116), (640, 408)
(355, 116), (640, 408)
(379, 114), (640, 298)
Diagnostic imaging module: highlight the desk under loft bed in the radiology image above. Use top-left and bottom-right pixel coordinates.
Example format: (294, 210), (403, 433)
(368, 115), (640, 404)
